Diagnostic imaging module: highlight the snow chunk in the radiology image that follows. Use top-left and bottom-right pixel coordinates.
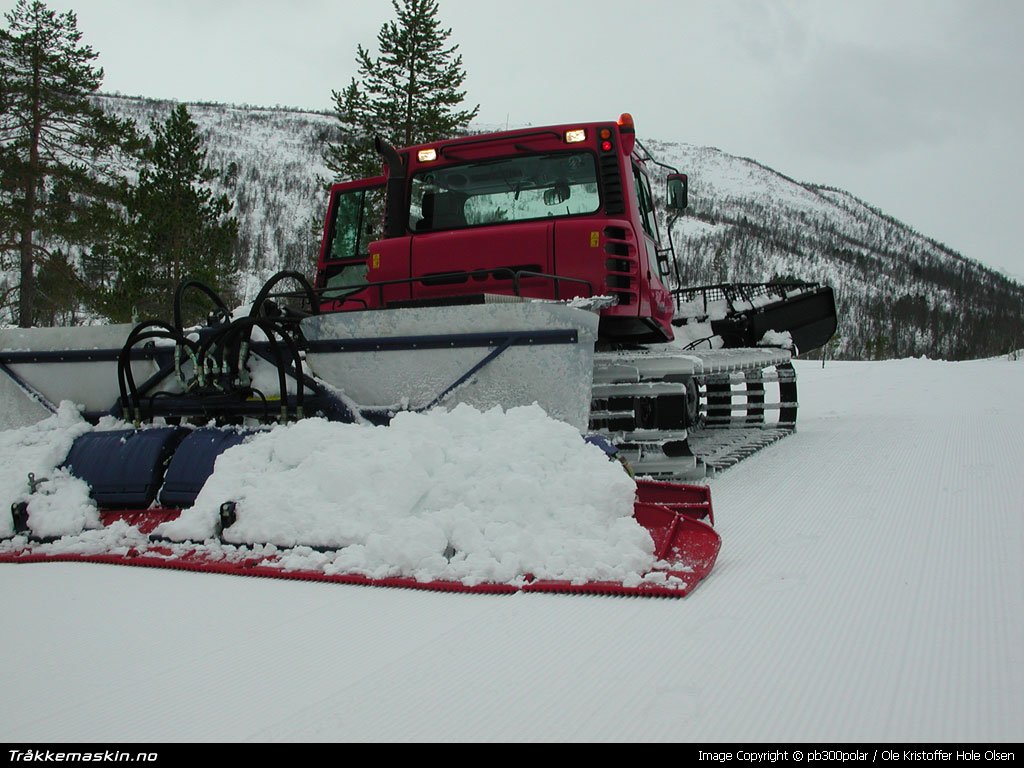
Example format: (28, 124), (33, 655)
(668, 321), (723, 351)
(23, 468), (98, 539)
(674, 298), (708, 321)
(705, 299), (730, 321)
(158, 404), (652, 585)
(0, 402), (95, 537)
(758, 330), (794, 350)
(566, 295), (616, 312)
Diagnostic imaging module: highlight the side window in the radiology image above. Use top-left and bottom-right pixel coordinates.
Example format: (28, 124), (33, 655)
(328, 186), (385, 260)
(631, 164), (667, 279)
(324, 186), (385, 298)
(631, 164), (660, 244)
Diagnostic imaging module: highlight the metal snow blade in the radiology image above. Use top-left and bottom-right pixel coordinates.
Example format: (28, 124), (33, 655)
(0, 293), (601, 432)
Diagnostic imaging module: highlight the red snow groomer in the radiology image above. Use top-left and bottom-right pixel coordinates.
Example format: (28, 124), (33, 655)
(316, 113), (837, 477)
(0, 114), (837, 596)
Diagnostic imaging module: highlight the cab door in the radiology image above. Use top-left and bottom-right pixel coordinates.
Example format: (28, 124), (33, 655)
(316, 178), (397, 310)
(631, 163), (674, 334)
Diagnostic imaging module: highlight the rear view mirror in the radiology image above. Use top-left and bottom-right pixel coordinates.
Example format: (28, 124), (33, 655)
(667, 173), (688, 211)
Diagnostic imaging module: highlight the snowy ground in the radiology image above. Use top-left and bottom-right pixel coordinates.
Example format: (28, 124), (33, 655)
(1, 357), (1021, 742)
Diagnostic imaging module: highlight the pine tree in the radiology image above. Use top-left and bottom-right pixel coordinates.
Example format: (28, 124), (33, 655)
(326, 0), (479, 181)
(0, 0), (139, 326)
(98, 105), (238, 323)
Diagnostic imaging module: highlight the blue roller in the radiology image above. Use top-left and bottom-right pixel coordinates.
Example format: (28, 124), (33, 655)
(158, 428), (251, 508)
(63, 428), (186, 508)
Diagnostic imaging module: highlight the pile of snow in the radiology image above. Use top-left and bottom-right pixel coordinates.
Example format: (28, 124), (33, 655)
(668, 321), (722, 351)
(0, 403), (96, 538)
(158, 404), (652, 586)
(0, 401), (657, 586)
(758, 329), (794, 350)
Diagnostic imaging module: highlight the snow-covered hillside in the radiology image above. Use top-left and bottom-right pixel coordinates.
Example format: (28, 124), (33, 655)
(1, 355), (1021, 741)
(644, 139), (1024, 361)
(94, 95), (341, 301)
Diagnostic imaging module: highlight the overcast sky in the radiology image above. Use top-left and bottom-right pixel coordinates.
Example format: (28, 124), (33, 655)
(15, 0), (1024, 281)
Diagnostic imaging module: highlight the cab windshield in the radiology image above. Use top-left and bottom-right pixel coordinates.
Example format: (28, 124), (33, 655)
(409, 151), (600, 232)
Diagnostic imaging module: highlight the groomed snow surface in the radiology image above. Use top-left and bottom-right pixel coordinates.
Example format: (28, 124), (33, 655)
(1, 357), (1022, 742)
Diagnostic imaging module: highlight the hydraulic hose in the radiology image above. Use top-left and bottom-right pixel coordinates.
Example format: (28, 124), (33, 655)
(249, 270), (319, 319)
(173, 279), (231, 333)
(118, 321), (199, 422)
